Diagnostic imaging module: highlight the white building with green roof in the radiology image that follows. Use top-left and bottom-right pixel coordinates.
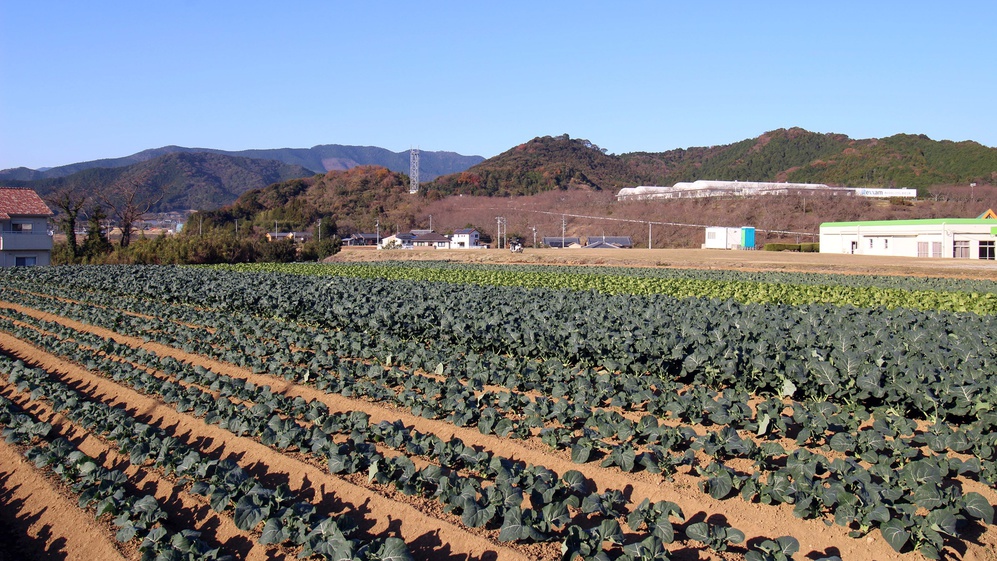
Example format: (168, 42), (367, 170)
(819, 216), (997, 259)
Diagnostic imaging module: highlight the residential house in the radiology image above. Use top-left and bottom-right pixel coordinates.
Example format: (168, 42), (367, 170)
(451, 228), (483, 249)
(379, 232), (416, 249)
(411, 231), (451, 249)
(583, 235), (633, 248)
(542, 237), (582, 248)
(0, 188), (53, 267)
(266, 231), (313, 243)
(345, 233), (380, 246)
(583, 240), (622, 249)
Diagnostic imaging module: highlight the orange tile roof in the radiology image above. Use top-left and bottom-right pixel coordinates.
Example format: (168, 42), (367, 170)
(0, 188), (53, 219)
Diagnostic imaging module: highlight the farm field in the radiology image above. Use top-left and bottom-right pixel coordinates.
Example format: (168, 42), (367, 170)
(330, 246), (997, 280)
(1, 263), (996, 561)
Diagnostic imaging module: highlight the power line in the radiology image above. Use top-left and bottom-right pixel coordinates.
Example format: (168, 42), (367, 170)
(481, 207), (817, 238)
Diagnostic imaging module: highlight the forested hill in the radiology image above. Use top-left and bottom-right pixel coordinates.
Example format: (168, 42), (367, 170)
(428, 135), (635, 196)
(199, 166), (417, 236)
(6, 152), (315, 212)
(426, 129), (997, 197)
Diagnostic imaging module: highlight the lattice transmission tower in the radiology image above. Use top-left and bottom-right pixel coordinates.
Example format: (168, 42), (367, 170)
(409, 148), (420, 194)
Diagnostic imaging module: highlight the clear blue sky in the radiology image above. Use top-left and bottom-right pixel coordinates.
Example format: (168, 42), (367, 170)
(2, 1), (995, 171)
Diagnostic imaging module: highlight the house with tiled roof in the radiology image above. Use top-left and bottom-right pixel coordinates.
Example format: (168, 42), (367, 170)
(412, 231), (451, 249)
(345, 233), (381, 246)
(584, 235), (633, 248)
(0, 188), (54, 267)
(542, 236), (582, 248)
(379, 232), (416, 249)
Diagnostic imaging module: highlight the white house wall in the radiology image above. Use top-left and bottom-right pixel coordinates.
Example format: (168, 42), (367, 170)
(819, 223), (996, 258)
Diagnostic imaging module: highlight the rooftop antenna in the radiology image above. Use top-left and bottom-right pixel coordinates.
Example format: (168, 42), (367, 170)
(409, 148), (420, 194)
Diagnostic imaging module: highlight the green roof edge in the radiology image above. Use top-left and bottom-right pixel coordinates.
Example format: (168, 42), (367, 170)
(820, 218), (997, 228)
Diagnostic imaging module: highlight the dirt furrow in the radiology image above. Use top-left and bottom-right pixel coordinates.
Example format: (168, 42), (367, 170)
(0, 378), (268, 560)
(0, 300), (936, 560)
(0, 430), (130, 561)
(0, 328), (530, 561)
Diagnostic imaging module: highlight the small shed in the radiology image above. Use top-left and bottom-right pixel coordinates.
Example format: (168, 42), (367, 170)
(704, 227), (755, 250)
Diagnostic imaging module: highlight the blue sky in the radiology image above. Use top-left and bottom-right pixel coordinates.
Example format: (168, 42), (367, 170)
(2, 1), (995, 170)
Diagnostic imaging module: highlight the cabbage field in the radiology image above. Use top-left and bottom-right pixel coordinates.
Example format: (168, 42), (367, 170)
(0, 263), (996, 561)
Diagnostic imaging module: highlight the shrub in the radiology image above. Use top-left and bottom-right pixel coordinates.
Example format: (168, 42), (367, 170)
(763, 243), (801, 252)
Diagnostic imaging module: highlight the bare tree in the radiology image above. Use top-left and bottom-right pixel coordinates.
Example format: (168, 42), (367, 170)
(100, 179), (164, 248)
(45, 186), (88, 261)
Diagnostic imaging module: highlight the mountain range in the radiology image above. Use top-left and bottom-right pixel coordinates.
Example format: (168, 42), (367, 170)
(2, 129), (995, 214)
(0, 144), (484, 212)
(0, 144), (484, 182)
(425, 129), (997, 197)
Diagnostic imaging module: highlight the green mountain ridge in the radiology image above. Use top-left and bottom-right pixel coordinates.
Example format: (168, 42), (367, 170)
(426, 128), (997, 197)
(7, 128), (996, 219)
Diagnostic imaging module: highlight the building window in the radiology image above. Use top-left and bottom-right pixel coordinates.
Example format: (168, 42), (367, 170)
(12, 223), (32, 232)
(980, 240), (995, 260)
(14, 256), (36, 267)
(932, 242), (941, 257)
(954, 240), (970, 259)
(917, 242), (928, 257)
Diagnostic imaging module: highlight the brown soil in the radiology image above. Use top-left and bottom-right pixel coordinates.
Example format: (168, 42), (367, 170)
(3, 254), (997, 561)
(0, 437), (128, 561)
(7, 302), (997, 560)
(329, 246), (997, 280)
(0, 327), (530, 561)
(0, 377), (268, 560)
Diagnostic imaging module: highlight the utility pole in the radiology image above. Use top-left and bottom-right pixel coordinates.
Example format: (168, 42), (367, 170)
(648, 222), (651, 249)
(561, 215), (566, 247)
(429, 215), (433, 231)
(495, 217), (506, 249)
(532, 225), (537, 248)
(235, 218), (238, 237)
(318, 218), (322, 242)
(375, 218), (380, 247)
